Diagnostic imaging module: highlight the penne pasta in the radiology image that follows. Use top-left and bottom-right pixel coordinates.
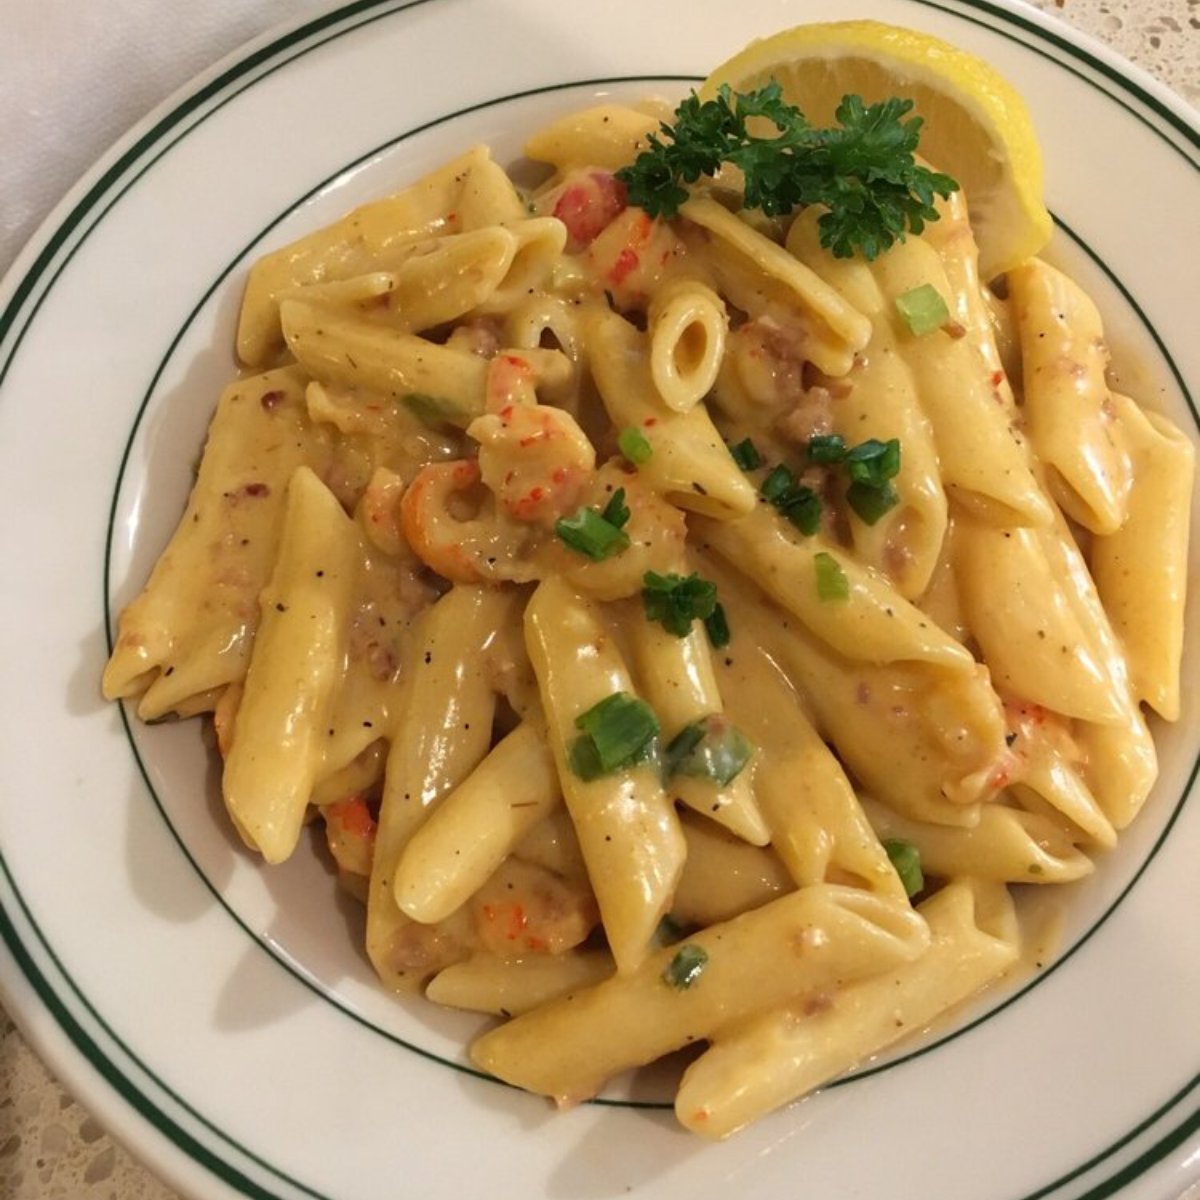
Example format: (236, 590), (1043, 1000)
(103, 367), (332, 717)
(104, 55), (1192, 1139)
(222, 467), (362, 863)
(1009, 258), (1133, 533)
(676, 880), (1018, 1137)
(525, 577), (686, 973)
(471, 884), (930, 1106)
(394, 719), (561, 924)
(1090, 394), (1194, 719)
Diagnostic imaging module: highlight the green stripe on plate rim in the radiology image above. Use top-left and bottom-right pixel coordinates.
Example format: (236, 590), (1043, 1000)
(0, 0), (1193, 1196)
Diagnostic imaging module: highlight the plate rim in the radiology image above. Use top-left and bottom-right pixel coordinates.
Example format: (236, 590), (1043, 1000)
(1, 2), (1198, 1198)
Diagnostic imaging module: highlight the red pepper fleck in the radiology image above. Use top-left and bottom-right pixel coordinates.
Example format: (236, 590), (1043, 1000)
(506, 905), (528, 939)
(259, 390), (284, 410)
(609, 247), (639, 286)
(991, 370), (1005, 387)
(241, 482), (270, 498)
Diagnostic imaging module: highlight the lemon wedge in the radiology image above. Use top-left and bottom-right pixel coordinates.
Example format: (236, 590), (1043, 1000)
(701, 20), (1053, 279)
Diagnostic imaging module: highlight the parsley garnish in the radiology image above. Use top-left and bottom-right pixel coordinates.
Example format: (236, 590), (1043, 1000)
(555, 488), (631, 561)
(642, 571), (719, 637)
(616, 82), (958, 260)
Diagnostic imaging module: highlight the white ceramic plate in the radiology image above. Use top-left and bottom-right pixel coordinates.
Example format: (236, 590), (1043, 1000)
(1, 2), (1198, 1197)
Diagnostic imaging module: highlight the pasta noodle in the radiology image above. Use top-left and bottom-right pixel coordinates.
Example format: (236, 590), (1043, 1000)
(102, 38), (1193, 1140)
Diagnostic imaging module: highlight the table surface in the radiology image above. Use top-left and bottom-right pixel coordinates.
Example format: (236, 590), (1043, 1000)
(1, 1), (1197, 1197)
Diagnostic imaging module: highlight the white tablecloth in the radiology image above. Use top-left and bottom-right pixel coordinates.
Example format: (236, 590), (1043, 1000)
(2, 1), (337, 274)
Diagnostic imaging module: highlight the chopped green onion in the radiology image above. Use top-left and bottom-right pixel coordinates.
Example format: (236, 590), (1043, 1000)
(663, 943), (709, 990)
(760, 463), (796, 503)
(760, 461), (824, 535)
(779, 486), (822, 535)
(895, 283), (950, 336)
(618, 428), (653, 465)
(814, 551), (850, 601)
(884, 838), (924, 898)
(570, 692), (659, 779)
(847, 480), (900, 525)
(642, 571), (719, 637)
(729, 437), (763, 470)
(567, 736), (605, 781)
(807, 434), (848, 464)
(664, 721), (706, 767)
(656, 913), (689, 944)
(600, 487), (631, 530)
(398, 392), (465, 428)
(665, 715), (754, 786)
(555, 505), (630, 560)
(839, 438), (901, 525)
(556, 487), (632, 560)
(844, 438), (901, 488)
(703, 602), (731, 649)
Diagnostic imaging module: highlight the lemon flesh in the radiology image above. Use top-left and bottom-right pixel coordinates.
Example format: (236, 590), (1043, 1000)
(701, 20), (1053, 279)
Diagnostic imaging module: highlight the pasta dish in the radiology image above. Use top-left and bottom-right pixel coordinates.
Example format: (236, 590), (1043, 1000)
(101, 25), (1194, 1138)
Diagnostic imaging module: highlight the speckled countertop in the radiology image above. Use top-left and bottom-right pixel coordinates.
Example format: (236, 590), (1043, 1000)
(1, 2), (1196, 1198)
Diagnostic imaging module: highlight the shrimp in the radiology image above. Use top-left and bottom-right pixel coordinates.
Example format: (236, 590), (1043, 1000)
(484, 348), (573, 412)
(400, 459), (538, 583)
(586, 206), (686, 309)
(357, 466), (409, 557)
(470, 858), (598, 957)
(557, 463), (688, 601)
(548, 169), (628, 252)
(323, 794), (377, 883)
(469, 400), (595, 526)
(993, 698), (1082, 790)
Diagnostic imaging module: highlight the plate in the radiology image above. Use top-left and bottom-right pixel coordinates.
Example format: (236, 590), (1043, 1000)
(1, 2), (1198, 1198)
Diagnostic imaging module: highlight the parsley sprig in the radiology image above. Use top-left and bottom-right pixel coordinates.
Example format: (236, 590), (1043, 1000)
(616, 82), (958, 260)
